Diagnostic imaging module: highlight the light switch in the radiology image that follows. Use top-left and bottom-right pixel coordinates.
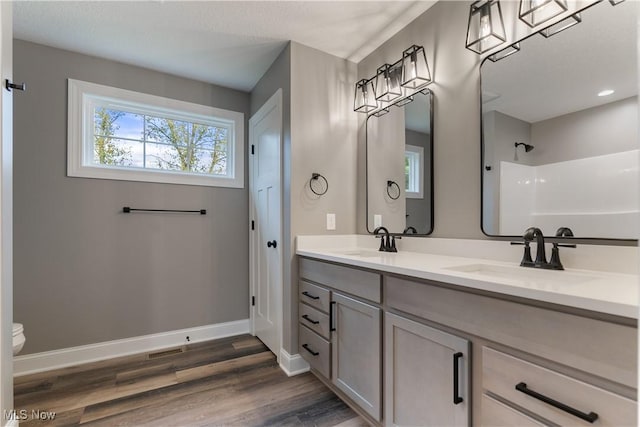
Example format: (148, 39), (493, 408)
(374, 214), (382, 228)
(326, 213), (336, 230)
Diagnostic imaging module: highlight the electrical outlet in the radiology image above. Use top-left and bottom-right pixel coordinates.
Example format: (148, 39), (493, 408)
(326, 213), (336, 230)
(374, 214), (382, 228)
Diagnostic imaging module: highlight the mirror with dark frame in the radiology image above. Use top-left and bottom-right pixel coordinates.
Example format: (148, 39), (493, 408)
(366, 89), (433, 235)
(481, 0), (638, 241)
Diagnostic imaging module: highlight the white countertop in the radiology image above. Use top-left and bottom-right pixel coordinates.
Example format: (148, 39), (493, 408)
(296, 235), (639, 319)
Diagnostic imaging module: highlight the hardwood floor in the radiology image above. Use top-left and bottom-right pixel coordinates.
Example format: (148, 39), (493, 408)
(14, 335), (366, 426)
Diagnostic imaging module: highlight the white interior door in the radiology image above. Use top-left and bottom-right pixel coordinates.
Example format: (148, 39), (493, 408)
(249, 89), (282, 358)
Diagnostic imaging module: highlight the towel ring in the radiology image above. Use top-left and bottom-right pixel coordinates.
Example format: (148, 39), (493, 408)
(387, 180), (401, 200)
(310, 173), (329, 196)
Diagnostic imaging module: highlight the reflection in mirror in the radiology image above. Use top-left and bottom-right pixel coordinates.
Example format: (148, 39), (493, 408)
(367, 90), (433, 235)
(481, 0), (638, 240)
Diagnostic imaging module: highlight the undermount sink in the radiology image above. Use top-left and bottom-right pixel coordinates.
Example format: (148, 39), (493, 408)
(444, 263), (598, 286)
(332, 249), (384, 258)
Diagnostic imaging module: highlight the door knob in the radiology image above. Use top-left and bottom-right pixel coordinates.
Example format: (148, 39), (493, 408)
(267, 240), (277, 248)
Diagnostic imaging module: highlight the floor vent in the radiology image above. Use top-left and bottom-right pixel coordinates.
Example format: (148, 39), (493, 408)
(147, 346), (186, 360)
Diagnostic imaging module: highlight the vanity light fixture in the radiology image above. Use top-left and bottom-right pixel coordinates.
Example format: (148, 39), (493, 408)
(519, 0), (568, 28)
(465, 0), (507, 54)
(598, 89), (615, 97)
(353, 79), (378, 113)
(374, 63), (402, 102)
(354, 45), (433, 114)
(539, 12), (581, 38)
(488, 42), (520, 62)
(401, 45), (432, 89)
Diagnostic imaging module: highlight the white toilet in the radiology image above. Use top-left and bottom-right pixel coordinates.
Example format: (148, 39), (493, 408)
(13, 323), (25, 355)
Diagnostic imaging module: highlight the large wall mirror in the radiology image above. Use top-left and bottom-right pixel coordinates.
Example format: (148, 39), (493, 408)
(481, 0), (638, 241)
(366, 89), (433, 235)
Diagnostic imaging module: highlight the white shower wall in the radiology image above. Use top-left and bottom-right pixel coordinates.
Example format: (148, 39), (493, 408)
(500, 150), (639, 239)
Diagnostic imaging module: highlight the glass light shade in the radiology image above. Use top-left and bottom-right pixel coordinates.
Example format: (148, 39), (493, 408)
(374, 64), (402, 102)
(539, 12), (581, 38)
(519, 0), (568, 28)
(353, 79), (377, 113)
(466, 0), (507, 54)
(401, 45), (432, 89)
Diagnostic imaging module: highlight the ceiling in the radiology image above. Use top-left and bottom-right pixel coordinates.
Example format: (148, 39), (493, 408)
(13, 1), (436, 92)
(482, 0), (637, 123)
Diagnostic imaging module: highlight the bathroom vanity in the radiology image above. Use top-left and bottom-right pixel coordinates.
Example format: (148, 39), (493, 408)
(296, 236), (637, 426)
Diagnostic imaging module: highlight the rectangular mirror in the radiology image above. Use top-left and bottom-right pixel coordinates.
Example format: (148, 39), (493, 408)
(367, 89), (433, 235)
(481, 0), (638, 241)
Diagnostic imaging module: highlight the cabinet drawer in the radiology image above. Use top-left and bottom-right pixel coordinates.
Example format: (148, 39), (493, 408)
(299, 257), (381, 303)
(299, 324), (331, 378)
(385, 275), (637, 388)
(299, 303), (331, 339)
(483, 347), (637, 426)
(299, 280), (331, 313)
(481, 394), (545, 426)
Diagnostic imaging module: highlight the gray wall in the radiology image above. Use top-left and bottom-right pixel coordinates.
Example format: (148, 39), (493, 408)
(482, 111), (532, 234)
(287, 42), (357, 353)
(531, 96), (638, 165)
(250, 42), (357, 355)
(356, 0), (600, 238)
(356, 1), (484, 238)
(367, 107), (406, 233)
(405, 129), (431, 234)
(13, 40), (251, 354)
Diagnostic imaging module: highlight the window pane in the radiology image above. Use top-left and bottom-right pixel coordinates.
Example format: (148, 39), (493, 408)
(94, 108), (143, 140)
(145, 116), (192, 146)
(405, 151), (420, 193)
(193, 148), (228, 175)
(145, 142), (183, 171)
(92, 137), (141, 167)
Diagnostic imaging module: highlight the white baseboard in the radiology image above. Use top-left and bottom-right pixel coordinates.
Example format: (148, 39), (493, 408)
(13, 319), (250, 377)
(279, 348), (309, 376)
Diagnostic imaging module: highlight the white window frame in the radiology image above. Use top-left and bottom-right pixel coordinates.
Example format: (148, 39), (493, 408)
(405, 144), (424, 199)
(68, 79), (245, 188)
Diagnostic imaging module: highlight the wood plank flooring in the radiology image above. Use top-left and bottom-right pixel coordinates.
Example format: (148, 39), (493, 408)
(14, 335), (366, 426)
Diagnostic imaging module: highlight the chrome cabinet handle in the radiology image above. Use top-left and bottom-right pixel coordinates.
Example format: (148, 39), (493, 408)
(515, 382), (598, 423)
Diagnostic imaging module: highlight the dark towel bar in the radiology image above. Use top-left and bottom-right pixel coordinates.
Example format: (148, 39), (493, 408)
(122, 207), (206, 215)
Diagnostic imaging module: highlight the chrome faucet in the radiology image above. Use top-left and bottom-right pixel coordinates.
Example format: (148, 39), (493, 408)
(373, 226), (398, 252)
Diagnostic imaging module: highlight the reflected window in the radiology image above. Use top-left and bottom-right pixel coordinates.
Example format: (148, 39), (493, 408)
(405, 144), (424, 199)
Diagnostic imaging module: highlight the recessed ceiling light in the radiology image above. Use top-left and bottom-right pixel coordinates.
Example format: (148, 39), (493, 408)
(598, 89), (615, 97)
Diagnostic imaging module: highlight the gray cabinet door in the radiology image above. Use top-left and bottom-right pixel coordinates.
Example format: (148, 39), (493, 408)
(332, 292), (382, 421)
(385, 312), (470, 427)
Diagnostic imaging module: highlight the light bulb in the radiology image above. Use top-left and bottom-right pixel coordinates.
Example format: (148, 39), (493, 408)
(479, 10), (491, 39)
